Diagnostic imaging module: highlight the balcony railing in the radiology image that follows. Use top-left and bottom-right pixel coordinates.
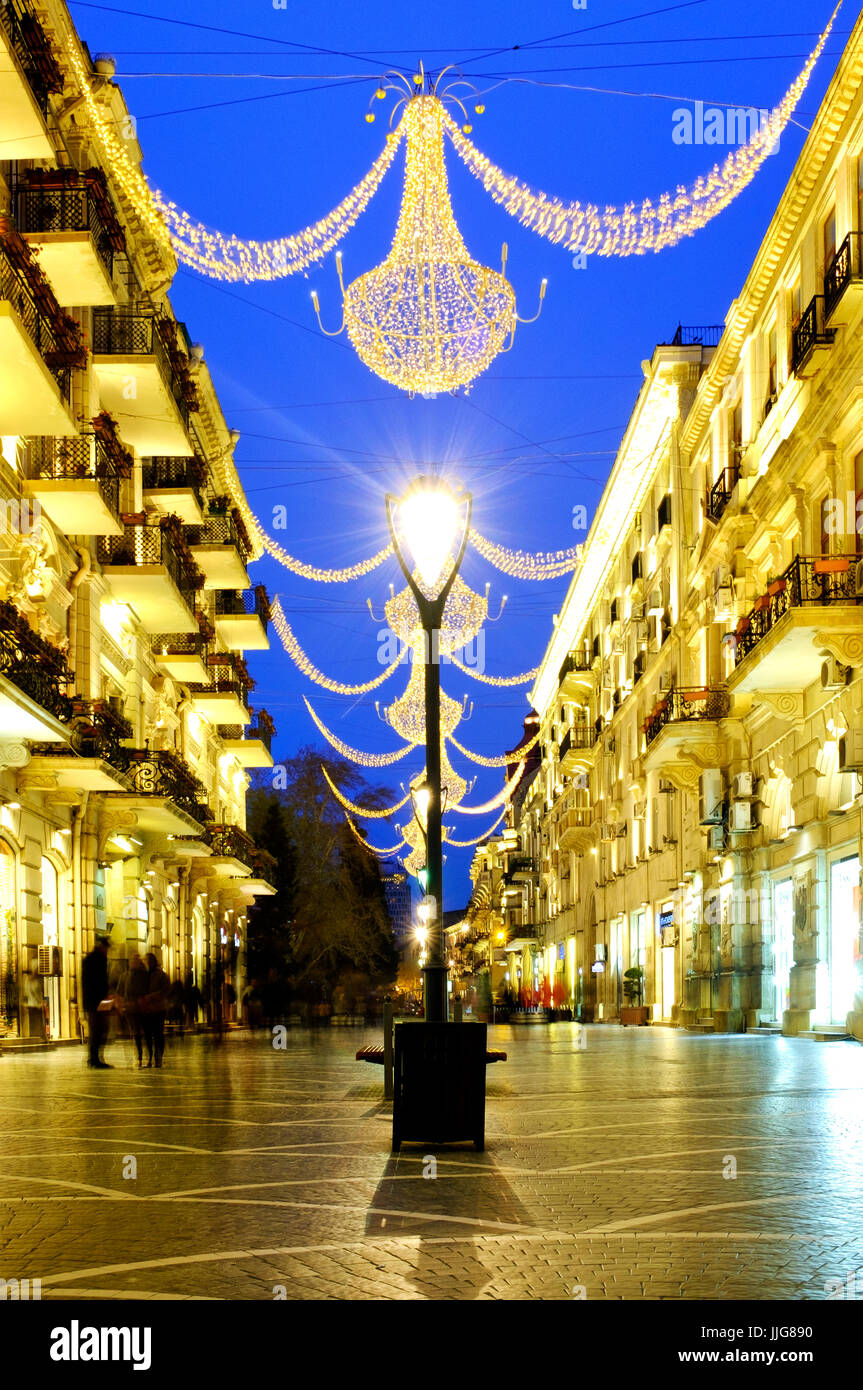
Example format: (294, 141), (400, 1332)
(558, 649), (591, 685)
(112, 747), (209, 825)
(824, 232), (862, 319)
(0, 599), (72, 722)
(0, 1), (64, 117)
(559, 725), (596, 760)
(214, 584), (270, 632)
(706, 465), (739, 525)
(644, 686), (730, 746)
(97, 519), (201, 613)
(791, 295), (835, 374)
(187, 512), (252, 565)
(206, 822), (257, 868)
(0, 243), (72, 399)
(666, 324), (724, 348)
(15, 182), (118, 279)
(92, 311), (192, 429)
(734, 554), (861, 667)
(63, 697), (132, 762)
(141, 455), (207, 497)
(28, 433), (122, 526)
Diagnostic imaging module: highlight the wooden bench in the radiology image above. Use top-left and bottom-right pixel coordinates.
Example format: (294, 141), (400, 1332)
(356, 1044), (507, 1064)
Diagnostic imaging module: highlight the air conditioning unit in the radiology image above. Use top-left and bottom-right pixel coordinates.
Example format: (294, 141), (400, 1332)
(733, 771), (754, 798)
(37, 945), (61, 976)
(630, 602), (645, 621)
(708, 824), (726, 851)
(730, 800), (754, 832)
(839, 729), (863, 771)
(699, 769), (724, 825)
(605, 737), (616, 756)
(821, 657), (850, 689)
(658, 674), (673, 692)
(647, 589), (663, 616)
(633, 800), (646, 820)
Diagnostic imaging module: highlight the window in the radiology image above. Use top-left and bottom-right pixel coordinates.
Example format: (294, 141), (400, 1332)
(858, 156), (863, 234)
(631, 552), (643, 584)
(766, 327), (778, 406)
(855, 451), (863, 556)
(823, 207), (837, 271)
(609, 597), (619, 625)
(789, 280), (802, 334)
(657, 493), (672, 531)
(729, 402), (743, 463)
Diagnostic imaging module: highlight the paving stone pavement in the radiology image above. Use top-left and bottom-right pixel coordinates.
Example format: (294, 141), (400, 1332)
(0, 1023), (861, 1301)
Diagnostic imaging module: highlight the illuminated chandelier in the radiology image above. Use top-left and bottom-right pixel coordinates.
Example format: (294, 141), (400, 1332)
(312, 77), (545, 395)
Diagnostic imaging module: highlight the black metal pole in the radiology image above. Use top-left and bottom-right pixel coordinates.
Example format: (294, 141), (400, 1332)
(421, 603), (447, 1023)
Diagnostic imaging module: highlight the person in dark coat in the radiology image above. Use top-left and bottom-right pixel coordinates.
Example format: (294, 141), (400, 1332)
(142, 952), (169, 1067)
(82, 935), (112, 1068)
(122, 953), (149, 1067)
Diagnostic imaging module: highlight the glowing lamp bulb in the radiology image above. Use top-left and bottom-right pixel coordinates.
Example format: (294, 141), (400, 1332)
(397, 483), (460, 593)
(365, 112), (375, 123)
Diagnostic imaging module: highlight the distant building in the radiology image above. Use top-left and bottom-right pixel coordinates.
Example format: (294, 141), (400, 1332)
(380, 863), (412, 945)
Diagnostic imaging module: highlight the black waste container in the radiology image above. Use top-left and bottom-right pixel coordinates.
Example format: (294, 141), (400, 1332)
(392, 1021), (487, 1151)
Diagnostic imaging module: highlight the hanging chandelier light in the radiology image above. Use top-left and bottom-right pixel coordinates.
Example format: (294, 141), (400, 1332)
(312, 81), (546, 395)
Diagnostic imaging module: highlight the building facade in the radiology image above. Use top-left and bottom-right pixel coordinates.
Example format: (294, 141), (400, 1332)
(484, 12), (863, 1039)
(0, 1), (276, 1044)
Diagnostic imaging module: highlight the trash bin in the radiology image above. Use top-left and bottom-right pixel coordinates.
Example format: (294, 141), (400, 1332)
(392, 1021), (488, 1151)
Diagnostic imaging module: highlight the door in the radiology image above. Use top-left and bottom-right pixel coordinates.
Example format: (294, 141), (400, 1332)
(829, 857), (860, 1024)
(772, 880), (793, 1022)
(661, 945), (676, 1019)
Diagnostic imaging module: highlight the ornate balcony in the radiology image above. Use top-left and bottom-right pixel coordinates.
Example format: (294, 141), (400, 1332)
(706, 465), (739, 525)
(188, 657), (251, 726)
(791, 295), (835, 376)
(187, 509), (252, 591)
(824, 232), (863, 323)
(204, 821), (272, 888)
(0, 238), (78, 435)
(15, 171), (125, 305)
(25, 698), (134, 791)
(219, 707), (275, 768)
(729, 554), (863, 693)
(557, 805), (596, 854)
(0, 599), (71, 741)
(559, 723), (597, 773)
(558, 648), (593, 698)
(503, 855), (537, 886)
(0, 0), (61, 158)
(644, 687), (730, 748)
(97, 517), (202, 634)
(151, 630), (210, 685)
(92, 311), (196, 456)
(23, 432), (125, 536)
(213, 584), (270, 651)
(111, 747), (210, 835)
(141, 454), (206, 525)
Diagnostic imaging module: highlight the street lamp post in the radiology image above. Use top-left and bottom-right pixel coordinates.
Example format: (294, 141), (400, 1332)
(387, 477), (472, 1023)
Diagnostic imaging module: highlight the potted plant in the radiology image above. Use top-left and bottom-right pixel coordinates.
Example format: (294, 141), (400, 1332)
(620, 966), (649, 1026)
(753, 593), (770, 613)
(766, 574), (787, 597)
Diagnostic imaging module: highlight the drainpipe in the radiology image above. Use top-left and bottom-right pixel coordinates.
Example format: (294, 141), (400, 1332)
(69, 790), (89, 1042)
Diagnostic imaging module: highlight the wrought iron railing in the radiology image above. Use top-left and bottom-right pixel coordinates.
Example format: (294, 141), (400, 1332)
(0, 1), (63, 117)
(0, 244), (71, 399)
(559, 724), (596, 761)
(824, 233), (862, 319)
(558, 649), (592, 685)
(151, 631), (208, 660)
(734, 554), (861, 667)
(706, 465), (739, 524)
(667, 324), (724, 348)
(213, 584), (270, 632)
(644, 686), (730, 746)
(91, 311), (191, 430)
(206, 822), (257, 867)
(59, 698), (132, 762)
(97, 519), (200, 617)
(15, 184), (115, 279)
(189, 674), (250, 715)
(791, 295), (834, 374)
(0, 600), (72, 722)
(187, 512), (252, 565)
(112, 747), (209, 825)
(246, 709), (275, 752)
(141, 455), (206, 498)
(29, 433), (122, 526)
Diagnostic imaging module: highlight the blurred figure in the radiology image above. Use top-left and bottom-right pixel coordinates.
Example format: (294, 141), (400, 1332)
(142, 951), (169, 1067)
(123, 952), (148, 1067)
(183, 973), (202, 1030)
(167, 977), (185, 1037)
(23, 968), (46, 1042)
(82, 935), (112, 1069)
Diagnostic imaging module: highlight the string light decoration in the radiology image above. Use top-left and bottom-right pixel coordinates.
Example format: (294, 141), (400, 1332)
(450, 654), (538, 685)
(62, 14), (837, 290)
(443, 808), (508, 847)
(304, 696), (419, 765)
(385, 574), (488, 651)
(322, 766), (412, 819)
(312, 91), (545, 394)
(448, 727), (541, 768)
(444, 8), (839, 257)
(469, 530), (581, 580)
(384, 664), (464, 742)
(271, 598), (401, 692)
(344, 815), (407, 856)
(457, 760), (525, 814)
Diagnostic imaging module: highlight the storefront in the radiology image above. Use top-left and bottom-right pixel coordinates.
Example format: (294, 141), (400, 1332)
(826, 853), (861, 1025)
(658, 901), (676, 1019)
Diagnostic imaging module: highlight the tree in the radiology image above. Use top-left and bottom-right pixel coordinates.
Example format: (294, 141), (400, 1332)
(247, 748), (398, 993)
(245, 799), (296, 981)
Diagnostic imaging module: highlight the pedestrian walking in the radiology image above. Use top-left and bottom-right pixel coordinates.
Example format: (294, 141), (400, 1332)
(82, 935), (113, 1069)
(123, 953), (148, 1067)
(183, 973), (202, 1030)
(141, 952), (169, 1068)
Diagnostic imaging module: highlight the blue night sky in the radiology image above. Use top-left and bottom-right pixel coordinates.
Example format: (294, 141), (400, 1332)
(68, 0), (850, 907)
